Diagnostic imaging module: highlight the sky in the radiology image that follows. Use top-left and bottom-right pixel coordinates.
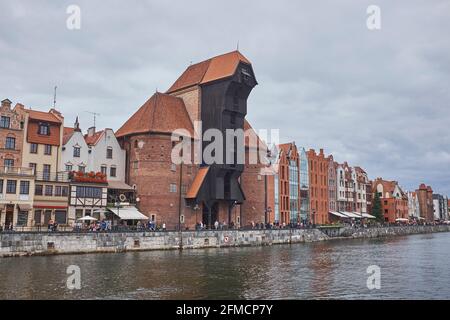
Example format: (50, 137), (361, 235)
(1, 0), (449, 194)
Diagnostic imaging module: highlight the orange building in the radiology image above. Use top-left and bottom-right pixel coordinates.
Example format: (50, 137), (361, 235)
(373, 178), (408, 223)
(307, 149), (329, 225)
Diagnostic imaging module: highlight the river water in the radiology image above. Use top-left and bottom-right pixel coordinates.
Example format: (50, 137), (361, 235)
(1, 232), (449, 300)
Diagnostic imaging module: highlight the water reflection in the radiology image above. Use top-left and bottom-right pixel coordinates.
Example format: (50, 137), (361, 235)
(1, 233), (450, 300)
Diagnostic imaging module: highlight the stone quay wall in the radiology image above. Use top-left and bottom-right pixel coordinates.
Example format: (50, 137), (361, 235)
(1, 225), (450, 258)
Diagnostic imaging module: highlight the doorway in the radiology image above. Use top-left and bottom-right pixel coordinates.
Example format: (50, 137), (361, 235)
(5, 204), (14, 228)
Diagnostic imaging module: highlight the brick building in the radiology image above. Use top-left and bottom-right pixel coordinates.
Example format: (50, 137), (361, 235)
(373, 178), (408, 223)
(117, 51), (263, 230)
(416, 183), (434, 222)
(307, 149), (329, 225)
(327, 156), (337, 213)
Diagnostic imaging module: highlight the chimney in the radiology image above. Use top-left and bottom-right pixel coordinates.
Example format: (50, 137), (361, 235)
(1, 99), (12, 109)
(319, 148), (324, 155)
(87, 126), (96, 137)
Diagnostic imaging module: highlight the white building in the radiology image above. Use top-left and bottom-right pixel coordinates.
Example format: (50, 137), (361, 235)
(61, 119), (126, 182)
(407, 191), (420, 219)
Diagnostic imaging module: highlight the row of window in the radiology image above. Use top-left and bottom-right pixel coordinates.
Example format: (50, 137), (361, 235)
(29, 143), (53, 155)
(76, 186), (103, 198)
(0, 179), (30, 195)
(72, 146), (113, 159)
(35, 184), (69, 197)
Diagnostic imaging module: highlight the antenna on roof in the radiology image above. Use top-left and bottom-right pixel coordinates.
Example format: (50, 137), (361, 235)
(53, 86), (57, 108)
(85, 111), (100, 128)
(237, 40), (239, 51)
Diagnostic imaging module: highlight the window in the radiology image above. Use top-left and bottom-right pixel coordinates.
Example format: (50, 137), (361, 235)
(132, 161), (139, 169)
(75, 209), (84, 220)
(35, 184), (43, 196)
(54, 186), (62, 196)
(0, 179), (3, 193)
(171, 163), (176, 172)
(55, 210), (67, 224)
(30, 143), (38, 154)
(43, 164), (51, 180)
(45, 185), (53, 196)
(61, 186), (69, 196)
(17, 212), (28, 226)
(65, 164), (73, 172)
(38, 123), (50, 135)
(0, 116), (10, 128)
(5, 137), (15, 150)
(110, 167), (117, 177)
(34, 210), (42, 226)
(106, 147), (113, 159)
(101, 166), (107, 175)
(73, 146), (81, 157)
(20, 181), (30, 195)
(44, 144), (52, 155)
(78, 165), (85, 173)
(29, 163), (37, 174)
(6, 180), (17, 194)
(76, 186), (103, 198)
(169, 183), (177, 193)
(4, 159), (14, 168)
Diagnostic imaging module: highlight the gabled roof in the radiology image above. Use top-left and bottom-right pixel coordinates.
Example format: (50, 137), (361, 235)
(84, 130), (105, 146)
(244, 120), (267, 151)
(167, 50), (252, 93)
(27, 109), (62, 123)
(116, 92), (194, 138)
(63, 127), (75, 145)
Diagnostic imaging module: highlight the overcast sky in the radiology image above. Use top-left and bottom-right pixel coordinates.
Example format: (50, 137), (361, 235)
(1, 0), (449, 195)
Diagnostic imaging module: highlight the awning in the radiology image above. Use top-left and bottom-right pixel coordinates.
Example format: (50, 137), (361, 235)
(108, 181), (134, 190)
(18, 204), (32, 211)
(341, 211), (362, 218)
(396, 218), (409, 222)
(329, 211), (348, 218)
(362, 213), (376, 219)
(186, 166), (210, 199)
(108, 206), (148, 220)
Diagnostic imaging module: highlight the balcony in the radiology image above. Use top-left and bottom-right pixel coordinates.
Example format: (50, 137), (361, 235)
(35, 171), (70, 182)
(0, 166), (34, 176)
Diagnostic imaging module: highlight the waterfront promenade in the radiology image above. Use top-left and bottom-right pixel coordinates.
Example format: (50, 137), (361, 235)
(1, 225), (450, 258)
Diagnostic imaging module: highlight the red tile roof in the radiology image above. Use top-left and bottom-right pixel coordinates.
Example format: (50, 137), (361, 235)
(27, 109), (62, 123)
(167, 51), (252, 93)
(84, 130), (105, 146)
(116, 92), (194, 138)
(63, 127), (74, 145)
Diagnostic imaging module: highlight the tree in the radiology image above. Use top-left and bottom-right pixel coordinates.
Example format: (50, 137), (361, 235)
(372, 192), (384, 222)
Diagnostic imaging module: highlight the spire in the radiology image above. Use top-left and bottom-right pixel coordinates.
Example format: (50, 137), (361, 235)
(74, 116), (81, 132)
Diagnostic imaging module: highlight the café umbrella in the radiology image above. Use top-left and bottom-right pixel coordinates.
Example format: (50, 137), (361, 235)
(77, 216), (98, 222)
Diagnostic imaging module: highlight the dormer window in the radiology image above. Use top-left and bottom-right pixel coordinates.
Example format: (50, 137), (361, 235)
(38, 123), (50, 135)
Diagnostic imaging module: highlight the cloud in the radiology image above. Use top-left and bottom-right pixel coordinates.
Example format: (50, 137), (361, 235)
(0, 0), (449, 194)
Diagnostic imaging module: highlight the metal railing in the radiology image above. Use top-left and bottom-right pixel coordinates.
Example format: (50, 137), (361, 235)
(34, 171), (70, 182)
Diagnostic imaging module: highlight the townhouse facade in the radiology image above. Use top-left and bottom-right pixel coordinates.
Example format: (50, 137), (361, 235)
(407, 191), (420, 219)
(432, 194), (449, 221)
(416, 184), (434, 222)
(373, 178), (409, 223)
(307, 149), (329, 225)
